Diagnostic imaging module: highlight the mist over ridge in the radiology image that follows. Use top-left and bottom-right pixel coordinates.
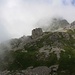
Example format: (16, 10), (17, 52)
(1, 0), (75, 74)
(0, 0), (75, 42)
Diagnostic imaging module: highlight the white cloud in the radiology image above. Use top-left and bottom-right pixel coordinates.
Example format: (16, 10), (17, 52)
(0, 0), (75, 40)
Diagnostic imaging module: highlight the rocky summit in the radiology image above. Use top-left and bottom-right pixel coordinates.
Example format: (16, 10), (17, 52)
(1, 19), (75, 75)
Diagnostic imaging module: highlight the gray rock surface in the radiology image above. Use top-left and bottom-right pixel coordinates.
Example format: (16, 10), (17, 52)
(0, 66), (52, 75)
(32, 28), (43, 39)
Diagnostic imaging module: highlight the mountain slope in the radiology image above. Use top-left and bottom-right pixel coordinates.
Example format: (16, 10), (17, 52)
(1, 20), (75, 75)
(0, 28), (75, 75)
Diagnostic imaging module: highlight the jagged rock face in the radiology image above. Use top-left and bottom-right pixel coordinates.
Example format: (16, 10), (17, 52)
(59, 19), (69, 27)
(32, 28), (43, 39)
(41, 18), (69, 32)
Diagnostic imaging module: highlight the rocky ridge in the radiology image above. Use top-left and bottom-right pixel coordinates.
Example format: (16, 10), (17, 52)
(0, 19), (75, 75)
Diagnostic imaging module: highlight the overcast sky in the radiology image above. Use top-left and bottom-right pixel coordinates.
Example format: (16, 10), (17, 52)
(0, 0), (75, 42)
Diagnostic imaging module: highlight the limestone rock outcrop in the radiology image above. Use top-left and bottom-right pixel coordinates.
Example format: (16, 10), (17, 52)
(32, 28), (43, 39)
